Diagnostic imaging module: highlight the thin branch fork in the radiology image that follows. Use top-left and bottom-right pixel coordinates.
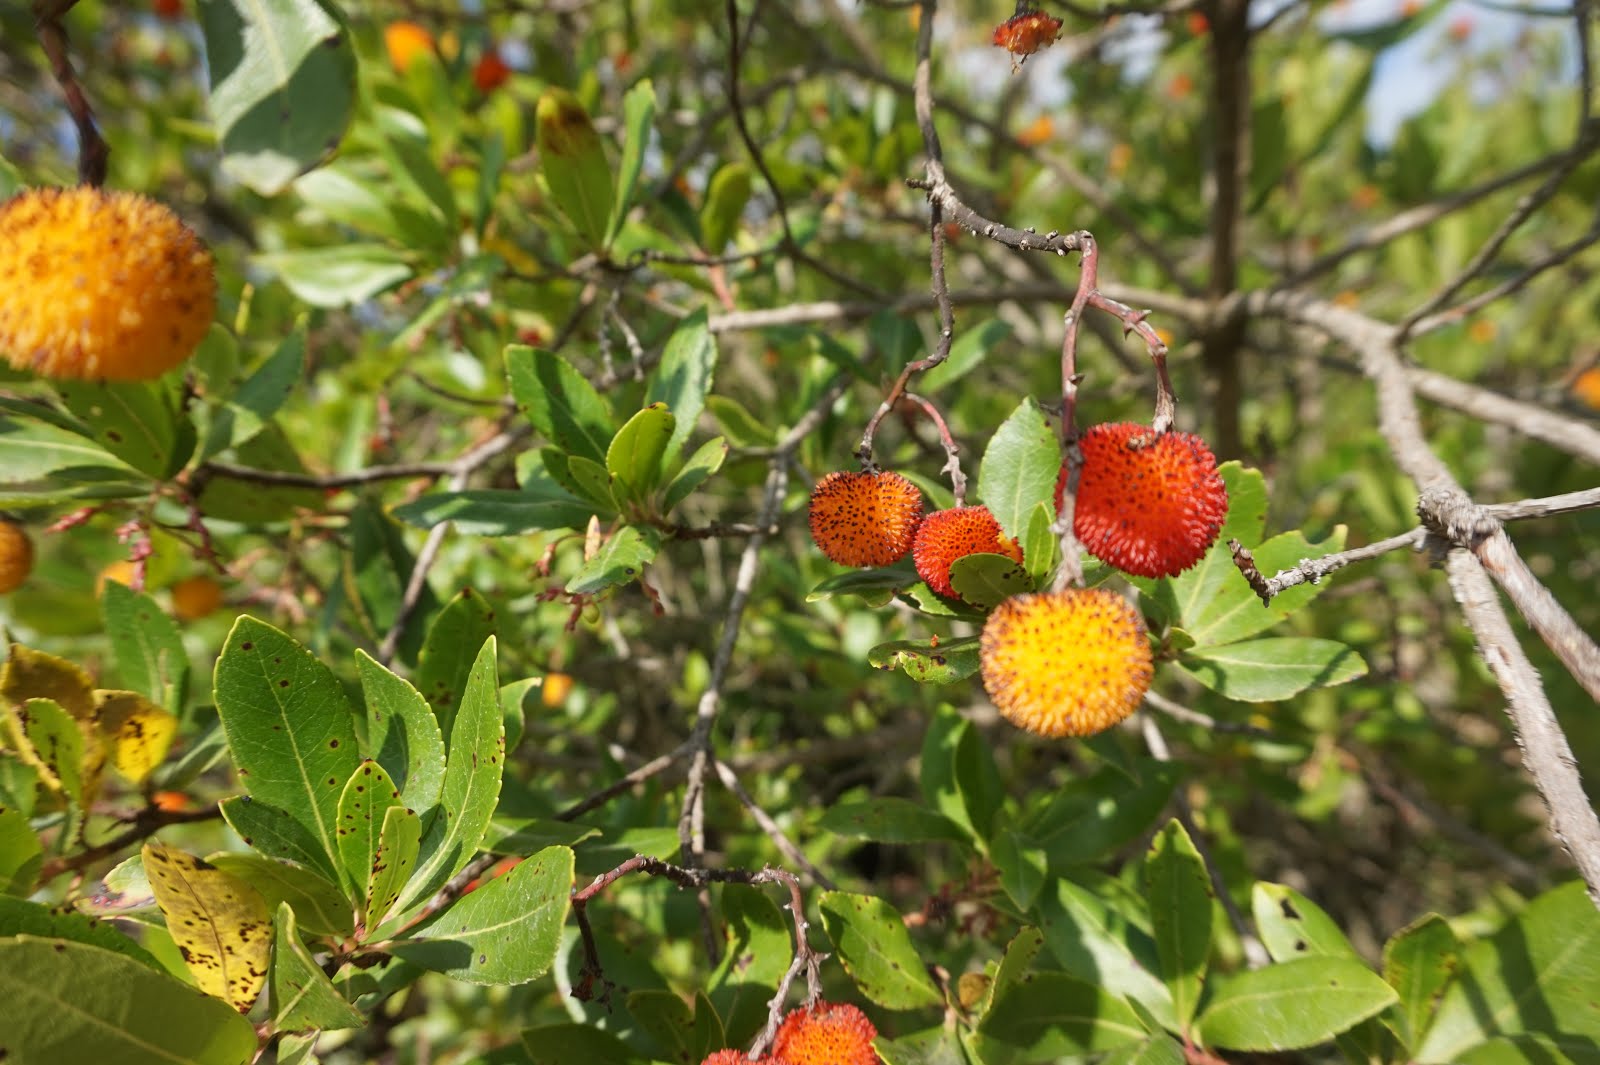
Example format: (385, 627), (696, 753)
(568, 854), (825, 1060)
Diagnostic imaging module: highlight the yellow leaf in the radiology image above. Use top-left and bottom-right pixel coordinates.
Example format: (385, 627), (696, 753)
(142, 842), (272, 1012)
(2, 643), (96, 719)
(94, 690), (178, 784)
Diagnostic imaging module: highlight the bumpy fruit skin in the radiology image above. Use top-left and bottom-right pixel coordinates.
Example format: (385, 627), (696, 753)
(384, 21), (434, 72)
(1059, 422), (1228, 579)
(912, 505), (1023, 599)
(0, 521), (33, 594)
(0, 187), (215, 381)
(170, 575), (224, 621)
(992, 11), (1063, 57)
(772, 1001), (880, 1065)
(980, 589), (1153, 738)
(809, 471), (923, 568)
(698, 1052), (752, 1065)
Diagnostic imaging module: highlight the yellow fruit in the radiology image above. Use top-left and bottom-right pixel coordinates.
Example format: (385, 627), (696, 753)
(980, 589), (1153, 738)
(0, 187), (215, 381)
(170, 575), (224, 620)
(0, 521), (33, 594)
(541, 672), (575, 708)
(96, 559), (138, 595)
(384, 21), (434, 73)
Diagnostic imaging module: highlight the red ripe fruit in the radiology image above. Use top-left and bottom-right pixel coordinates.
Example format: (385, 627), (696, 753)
(809, 471), (923, 568)
(772, 1001), (880, 1065)
(474, 49), (511, 93)
(992, 10), (1064, 59)
(912, 505), (1023, 599)
(1057, 422), (1228, 578)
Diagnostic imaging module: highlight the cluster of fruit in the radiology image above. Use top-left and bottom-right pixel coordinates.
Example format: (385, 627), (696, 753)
(809, 423), (1228, 738)
(700, 1001), (878, 1065)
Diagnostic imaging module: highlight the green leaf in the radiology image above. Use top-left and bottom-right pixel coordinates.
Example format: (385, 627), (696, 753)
(391, 487), (596, 536)
(271, 902), (364, 1031)
(1037, 876), (1175, 1030)
(700, 161), (753, 252)
(201, 329), (304, 459)
(947, 553), (1032, 609)
(335, 760), (403, 899)
(1145, 820), (1213, 1031)
(219, 795), (333, 875)
(920, 318), (1011, 393)
(521, 1024), (646, 1065)
(993, 829), (1050, 909)
(415, 588), (497, 746)
(0, 936), (257, 1065)
(365, 804), (421, 927)
(391, 845), (573, 985)
(629, 990), (725, 1065)
(1196, 956), (1398, 1051)
(818, 798), (968, 844)
(819, 890), (943, 1010)
(867, 636), (981, 684)
(54, 380), (181, 479)
(374, 107), (456, 231)
(100, 582), (189, 714)
(391, 638), (504, 917)
(709, 883), (792, 1045)
(1216, 462), (1268, 547)
(0, 896), (163, 971)
(1100, 1035), (1188, 1065)
(1453, 1034), (1588, 1064)
(564, 454), (617, 510)
(199, 0), (356, 195)
(357, 650), (445, 816)
(204, 852), (354, 937)
(606, 403), (676, 503)
(257, 244), (412, 308)
(662, 435), (728, 514)
(1022, 501), (1057, 587)
(808, 562), (919, 604)
(705, 394), (776, 447)
(1252, 882), (1361, 963)
(0, 808), (43, 894)
(1417, 882), (1600, 1063)
(214, 617), (361, 879)
(978, 398), (1061, 541)
(566, 526), (660, 595)
(506, 345), (614, 465)
(920, 706), (1003, 841)
(536, 88), (614, 248)
(0, 414), (134, 483)
(1175, 637), (1367, 701)
(977, 925), (1048, 1020)
(608, 79), (656, 246)
(645, 309), (718, 464)
(1024, 761), (1183, 870)
(1383, 912), (1460, 1049)
(877, 1026), (973, 1065)
(972, 972), (1148, 1062)
(16, 697), (87, 810)
(1177, 527), (1350, 648)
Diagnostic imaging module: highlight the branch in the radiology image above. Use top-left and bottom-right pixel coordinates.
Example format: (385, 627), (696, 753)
(38, 804), (221, 882)
(1229, 528), (1428, 605)
(33, 0), (108, 186)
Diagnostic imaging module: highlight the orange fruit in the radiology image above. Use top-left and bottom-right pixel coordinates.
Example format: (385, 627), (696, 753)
(170, 575), (224, 620)
(808, 471), (923, 568)
(384, 21), (434, 73)
(0, 520), (33, 594)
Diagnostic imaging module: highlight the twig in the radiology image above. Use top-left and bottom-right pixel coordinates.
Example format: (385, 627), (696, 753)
(1143, 690), (1277, 738)
(38, 804), (221, 883)
(1409, 219), (1600, 335)
(1229, 528), (1427, 605)
(714, 759), (837, 890)
(902, 392), (966, 505)
(33, 0), (108, 186)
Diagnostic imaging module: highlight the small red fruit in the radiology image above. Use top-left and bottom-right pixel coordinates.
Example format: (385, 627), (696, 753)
(772, 1001), (880, 1065)
(912, 505), (1023, 599)
(473, 49), (511, 92)
(809, 471), (923, 568)
(153, 0), (184, 19)
(1058, 423), (1228, 579)
(992, 10), (1064, 62)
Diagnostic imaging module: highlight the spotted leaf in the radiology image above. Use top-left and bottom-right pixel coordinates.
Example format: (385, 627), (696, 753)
(142, 841), (273, 1012)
